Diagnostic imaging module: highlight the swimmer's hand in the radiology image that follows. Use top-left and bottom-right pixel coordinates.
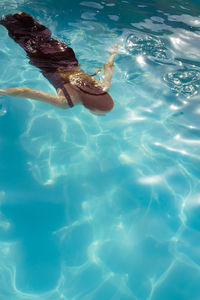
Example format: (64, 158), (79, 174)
(109, 42), (120, 56)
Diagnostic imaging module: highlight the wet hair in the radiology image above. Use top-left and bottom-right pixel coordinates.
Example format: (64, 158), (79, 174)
(60, 70), (114, 112)
(79, 90), (114, 112)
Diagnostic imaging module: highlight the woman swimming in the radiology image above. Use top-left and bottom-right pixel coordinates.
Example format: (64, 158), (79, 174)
(0, 12), (119, 115)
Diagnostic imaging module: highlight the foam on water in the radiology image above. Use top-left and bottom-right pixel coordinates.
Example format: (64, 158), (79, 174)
(0, 0), (200, 299)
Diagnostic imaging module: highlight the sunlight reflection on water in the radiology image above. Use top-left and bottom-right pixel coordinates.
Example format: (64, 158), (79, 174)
(0, 0), (200, 300)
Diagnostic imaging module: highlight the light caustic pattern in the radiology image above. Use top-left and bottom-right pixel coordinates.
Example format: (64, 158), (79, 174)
(1, 0), (200, 300)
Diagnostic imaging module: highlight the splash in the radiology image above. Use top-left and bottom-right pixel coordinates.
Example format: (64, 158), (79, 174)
(126, 32), (168, 62)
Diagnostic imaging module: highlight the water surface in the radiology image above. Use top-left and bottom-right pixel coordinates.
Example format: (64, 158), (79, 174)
(0, 0), (200, 299)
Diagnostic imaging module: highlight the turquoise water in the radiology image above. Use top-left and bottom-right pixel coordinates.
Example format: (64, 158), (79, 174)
(0, 0), (200, 299)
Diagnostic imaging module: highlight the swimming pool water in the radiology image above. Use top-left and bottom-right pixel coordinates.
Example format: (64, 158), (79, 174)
(0, 0), (200, 299)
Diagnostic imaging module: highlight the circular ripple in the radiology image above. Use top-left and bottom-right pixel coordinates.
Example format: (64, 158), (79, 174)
(126, 32), (168, 61)
(163, 69), (200, 98)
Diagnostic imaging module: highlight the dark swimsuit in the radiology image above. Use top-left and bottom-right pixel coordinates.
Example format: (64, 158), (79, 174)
(0, 12), (108, 109)
(0, 12), (80, 107)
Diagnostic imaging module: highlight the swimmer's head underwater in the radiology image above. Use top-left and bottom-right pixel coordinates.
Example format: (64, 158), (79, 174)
(78, 89), (114, 115)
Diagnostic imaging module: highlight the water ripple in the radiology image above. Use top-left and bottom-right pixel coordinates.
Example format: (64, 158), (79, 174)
(163, 69), (200, 98)
(126, 32), (168, 62)
(0, 1), (200, 299)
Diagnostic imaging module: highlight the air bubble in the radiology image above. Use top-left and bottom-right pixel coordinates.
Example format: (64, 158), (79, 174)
(0, 103), (7, 116)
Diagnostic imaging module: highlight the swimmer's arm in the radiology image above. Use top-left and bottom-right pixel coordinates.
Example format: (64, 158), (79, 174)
(0, 87), (69, 108)
(101, 42), (119, 91)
